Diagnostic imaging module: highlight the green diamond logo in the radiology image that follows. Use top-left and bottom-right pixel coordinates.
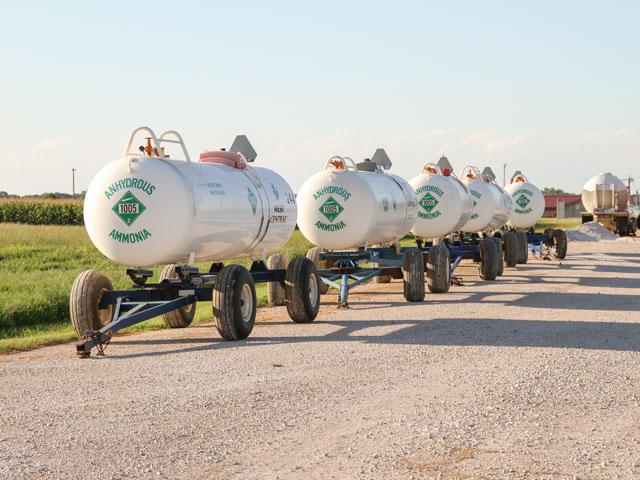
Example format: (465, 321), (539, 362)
(247, 187), (257, 215)
(319, 196), (344, 222)
(112, 191), (146, 226)
(419, 193), (439, 213)
(516, 194), (530, 209)
(473, 199), (478, 207)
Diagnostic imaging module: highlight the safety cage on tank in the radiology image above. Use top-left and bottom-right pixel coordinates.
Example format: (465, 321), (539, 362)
(71, 126), (321, 357)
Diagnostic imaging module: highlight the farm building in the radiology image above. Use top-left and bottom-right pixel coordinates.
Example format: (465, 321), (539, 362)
(544, 194), (584, 218)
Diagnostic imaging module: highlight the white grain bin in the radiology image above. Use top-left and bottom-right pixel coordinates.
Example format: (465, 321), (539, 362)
(296, 150), (418, 250)
(409, 162), (473, 238)
(83, 127), (297, 266)
(505, 172), (545, 229)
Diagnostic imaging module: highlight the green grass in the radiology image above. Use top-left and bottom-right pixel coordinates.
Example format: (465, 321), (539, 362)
(534, 217), (581, 232)
(0, 224), (312, 353)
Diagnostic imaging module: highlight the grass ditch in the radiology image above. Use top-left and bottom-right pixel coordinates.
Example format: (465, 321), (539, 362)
(0, 224), (312, 353)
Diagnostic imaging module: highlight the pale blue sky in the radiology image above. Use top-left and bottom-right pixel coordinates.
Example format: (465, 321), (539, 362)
(1, 0), (639, 195)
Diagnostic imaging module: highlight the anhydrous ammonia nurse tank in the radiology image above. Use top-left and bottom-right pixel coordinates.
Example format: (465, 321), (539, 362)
(72, 126), (319, 356)
(459, 166), (497, 232)
(481, 166), (513, 230)
(505, 172), (545, 229)
(297, 150), (418, 250)
(84, 127), (297, 266)
(410, 163), (473, 238)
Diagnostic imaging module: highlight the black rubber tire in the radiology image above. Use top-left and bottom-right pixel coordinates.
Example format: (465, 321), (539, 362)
(553, 229), (568, 259)
(515, 231), (529, 264)
(478, 238), (499, 281)
(285, 257), (321, 323)
(374, 269), (392, 284)
(492, 237), (504, 276)
(306, 247), (330, 294)
(159, 264), (196, 328)
(213, 265), (256, 341)
(425, 244), (451, 293)
(375, 242), (399, 283)
(543, 227), (555, 246)
(69, 270), (114, 339)
(616, 217), (629, 236)
(403, 247), (425, 302)
(266, 254), (287, 306)
(503, 231), (519, 267)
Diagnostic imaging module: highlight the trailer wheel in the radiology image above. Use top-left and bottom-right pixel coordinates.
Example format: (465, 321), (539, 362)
(478, 238), (499, 281)
(213, 265), (256, 340)
(616, 217), (629, 236)
(516, 231), (529, 264)
(553, 229), (568, 259)
(266, 254), (287, 306)
(503, 231), (519, 267)
(69, 270), (114, 339)
(374, 269), (392, 284)
(492, 237), (504, 276)
(426, 244), (451, 293)
(543, 227), (555, 247)
(306, 247), (330, 294)
(375, 242), (399, 283)
(285, 257), (320, 323)
(403, 247), (425, 302)
(158, 264), (196, 328)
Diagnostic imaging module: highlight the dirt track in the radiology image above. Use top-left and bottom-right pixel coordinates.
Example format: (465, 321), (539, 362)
(1, 239), (640, 479)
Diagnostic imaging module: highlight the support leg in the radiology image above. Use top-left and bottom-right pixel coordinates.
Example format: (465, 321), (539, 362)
(339, 273), (349, 308)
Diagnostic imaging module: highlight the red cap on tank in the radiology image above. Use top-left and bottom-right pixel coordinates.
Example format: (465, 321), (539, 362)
(199, 150), (247, 169)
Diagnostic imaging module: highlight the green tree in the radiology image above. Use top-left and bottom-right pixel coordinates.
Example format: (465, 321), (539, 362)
(541, 187), (576, 196)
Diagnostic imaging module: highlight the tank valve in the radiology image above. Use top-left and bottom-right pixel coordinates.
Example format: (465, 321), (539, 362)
(144, 137), (153, 156)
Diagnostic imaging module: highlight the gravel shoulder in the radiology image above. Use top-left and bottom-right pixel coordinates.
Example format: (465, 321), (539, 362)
(1, 238), (640, 479)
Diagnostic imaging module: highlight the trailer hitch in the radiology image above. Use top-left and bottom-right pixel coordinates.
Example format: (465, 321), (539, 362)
(77, 329), (112, 358)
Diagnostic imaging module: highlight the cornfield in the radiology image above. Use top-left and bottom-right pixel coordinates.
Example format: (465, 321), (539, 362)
(0, 199), (84, 225)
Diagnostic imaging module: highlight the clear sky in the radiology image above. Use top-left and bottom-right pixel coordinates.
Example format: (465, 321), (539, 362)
(1, 0), (639, 195)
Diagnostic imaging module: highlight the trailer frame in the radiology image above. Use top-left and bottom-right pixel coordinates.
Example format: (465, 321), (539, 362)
(75, 261), (292, 357)
(316, 246), (423, 308)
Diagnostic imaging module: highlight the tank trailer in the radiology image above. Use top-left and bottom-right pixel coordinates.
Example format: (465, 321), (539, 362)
(71, 127), (320, 357)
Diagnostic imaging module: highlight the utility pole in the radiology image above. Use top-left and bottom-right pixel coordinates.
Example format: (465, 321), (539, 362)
(72, 168), (76, 197)
(503, 163), (507, 187)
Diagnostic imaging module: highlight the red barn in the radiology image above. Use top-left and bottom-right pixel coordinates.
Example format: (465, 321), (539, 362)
(543, 195), (584, 218)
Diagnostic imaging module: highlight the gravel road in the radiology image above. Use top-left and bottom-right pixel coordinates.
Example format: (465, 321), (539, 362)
(1, 239), (640, 479)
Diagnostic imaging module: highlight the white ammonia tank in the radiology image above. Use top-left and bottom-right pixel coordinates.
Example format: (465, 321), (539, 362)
(480, 167), (513, 230)
(296, 150), (418, 250)
(459, 166), (497, 232)
(505, 172), (545, 229)
(409, 163), (473, 238)
(84, 127), (297, 267)
(582, 172), (629, 213)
